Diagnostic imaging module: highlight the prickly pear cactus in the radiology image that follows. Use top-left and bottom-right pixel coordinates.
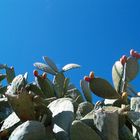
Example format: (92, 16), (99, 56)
(5, 74), (35, 121)
(9, 121), (47, 140)
(126, 56), (139, 82)
(0, 51), (140, 140)
(35, 73), (55, 98)
(84, 72), (121, 99)
(112, 50), (140, 96)
(112, 61), (123, 92)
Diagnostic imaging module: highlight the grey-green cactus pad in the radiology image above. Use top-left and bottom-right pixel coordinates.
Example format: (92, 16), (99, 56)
(80, 80), (92, 103)
(126, 57), (139, 82)
(70, 120), (102, 140)
(112, 61), (123, 92)
(89, 78), (121, 99)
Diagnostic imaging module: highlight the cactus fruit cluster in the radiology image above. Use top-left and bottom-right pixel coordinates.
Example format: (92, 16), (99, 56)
(0, 49), (140, 139)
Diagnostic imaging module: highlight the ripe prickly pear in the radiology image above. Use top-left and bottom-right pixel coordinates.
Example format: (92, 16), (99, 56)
(120, 58), (125, 65)
(84, 76), (91, 82)
(130, 49), (140, 59)
(120, 55), (127, 65)
(84, 72), (121, 99)
(33, 70), (38, 77)
(122, 55), (127, 62)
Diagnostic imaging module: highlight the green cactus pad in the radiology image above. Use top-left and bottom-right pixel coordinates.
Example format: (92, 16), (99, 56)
(26, 83), (45, 98)
(5, 67), (15, 84)
(62, 63), (80, 72)
(63, 78), (70, 94)
(80, 80), (92, 103)
(34, 62), (56, 75)
(112, 61), (123, 92)
(70, 120), (102, 140)
(0, 74), (6, 82)
(126, 57), (139, 82)
(53, 73), (65, 97)
(66, 84), (84, 103)
(43, 56), (59, 73)
(119, 125), (135, 140)
(89, 78), (121, 99)
(36, 76), (55, 98)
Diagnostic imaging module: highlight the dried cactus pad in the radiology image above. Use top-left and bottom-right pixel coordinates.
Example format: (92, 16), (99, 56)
(112, 61), (123, 92)
(7, 89), (35, 121)
(126, 57), (139, 82)
(5, 74), (35, 121)
(89, 78), (121, 99)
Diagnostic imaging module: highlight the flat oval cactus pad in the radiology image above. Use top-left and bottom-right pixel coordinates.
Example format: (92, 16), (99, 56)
(112, 61), (123, 92)
(126, 56), (139, 82)
(89, 78), (121, 99)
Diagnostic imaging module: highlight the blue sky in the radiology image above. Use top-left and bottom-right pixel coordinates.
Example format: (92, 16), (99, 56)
(0, 0), (140, 102)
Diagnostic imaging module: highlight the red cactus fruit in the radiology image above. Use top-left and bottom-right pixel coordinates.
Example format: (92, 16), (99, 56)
(42, 72), (47, 79)
(122, 55), (127, 62)
(89, 71), (94, 79)
(130, 49), (140, 59)
(120, 58), (125, 65)
(84, 76), (91, 82)
(33, 70), (38, 77)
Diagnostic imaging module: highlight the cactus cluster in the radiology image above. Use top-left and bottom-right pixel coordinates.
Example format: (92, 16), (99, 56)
(0, 50), (140, 140)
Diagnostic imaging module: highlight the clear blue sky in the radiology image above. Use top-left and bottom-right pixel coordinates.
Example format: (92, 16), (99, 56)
(0, 0), (140, 102)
